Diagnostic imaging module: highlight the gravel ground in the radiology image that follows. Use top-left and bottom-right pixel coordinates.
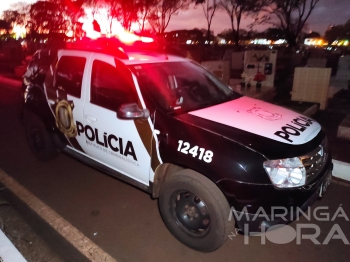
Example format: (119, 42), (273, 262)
(0, 71), (90, 262)
(0, 189), (64, 262)
(0, 184), (90, 262)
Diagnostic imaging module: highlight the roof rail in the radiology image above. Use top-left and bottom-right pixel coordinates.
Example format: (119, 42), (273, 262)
(66, 37), (129, 59)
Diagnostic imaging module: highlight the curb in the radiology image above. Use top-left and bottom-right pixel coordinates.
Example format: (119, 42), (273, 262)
(337, 113), (350, 140)
(0, 169), (117, 262)
(332, 160), (350, 182)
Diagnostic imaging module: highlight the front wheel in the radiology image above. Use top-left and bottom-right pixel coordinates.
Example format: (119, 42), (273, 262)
(159, 170), (234, 252)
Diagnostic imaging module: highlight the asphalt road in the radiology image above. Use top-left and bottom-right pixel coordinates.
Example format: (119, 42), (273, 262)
(1, 82), (350, 262)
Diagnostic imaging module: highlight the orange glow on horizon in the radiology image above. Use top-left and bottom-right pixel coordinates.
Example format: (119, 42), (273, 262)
(80, 8), (140, 39)
(12, 24), (26, 39)
(79, 9), (154, 44)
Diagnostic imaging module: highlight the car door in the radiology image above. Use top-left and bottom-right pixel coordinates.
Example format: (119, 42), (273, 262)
(81, 53), (153, 185)
(46, 51), (89, 152)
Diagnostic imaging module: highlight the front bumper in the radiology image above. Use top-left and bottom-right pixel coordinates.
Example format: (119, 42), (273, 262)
(218, 157), (333, 232)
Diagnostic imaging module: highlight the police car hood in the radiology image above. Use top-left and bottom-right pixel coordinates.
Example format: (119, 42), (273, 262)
(187, 96), (321, 146)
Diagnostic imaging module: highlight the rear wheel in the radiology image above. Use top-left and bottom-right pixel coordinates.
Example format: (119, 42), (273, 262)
(25, 112), (58, 161)
(159, 170), (234, 252)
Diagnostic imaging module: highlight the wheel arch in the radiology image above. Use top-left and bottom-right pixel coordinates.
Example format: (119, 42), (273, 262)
(23, 85), (67, 150)
(151, 163), (185, 199)
(151, 163), (224, 199)
(23, 85), (54, 128)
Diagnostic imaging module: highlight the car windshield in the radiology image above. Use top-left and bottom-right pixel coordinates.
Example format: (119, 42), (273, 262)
(129, 61), (239, 113)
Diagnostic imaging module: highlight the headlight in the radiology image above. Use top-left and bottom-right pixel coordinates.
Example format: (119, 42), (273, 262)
(263, 157), (306, 188)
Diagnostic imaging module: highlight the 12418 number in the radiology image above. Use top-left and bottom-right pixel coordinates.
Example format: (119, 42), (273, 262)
(177, 140), (213, 163)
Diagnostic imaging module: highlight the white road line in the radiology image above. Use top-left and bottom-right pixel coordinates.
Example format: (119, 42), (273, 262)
(333, 160), (350, 182)
(0, 169), (117, 262)
(0, 230), (27, 262)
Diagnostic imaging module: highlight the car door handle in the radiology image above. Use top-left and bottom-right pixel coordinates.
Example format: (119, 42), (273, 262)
(85, 115), (97, 122)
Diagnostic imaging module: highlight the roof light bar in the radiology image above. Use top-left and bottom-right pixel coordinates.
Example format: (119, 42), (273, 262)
(140, 36), (154, 43)
(118, 31), (154, 44)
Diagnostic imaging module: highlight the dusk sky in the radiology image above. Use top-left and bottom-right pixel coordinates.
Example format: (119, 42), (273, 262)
(1, 0), (350, 35)
(167, 0), (350, 35)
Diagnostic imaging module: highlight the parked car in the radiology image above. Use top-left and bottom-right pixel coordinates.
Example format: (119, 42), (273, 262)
(21, 35), (333, 252)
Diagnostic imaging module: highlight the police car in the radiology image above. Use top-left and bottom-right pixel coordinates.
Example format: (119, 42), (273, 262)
(22, 34), (333, 252)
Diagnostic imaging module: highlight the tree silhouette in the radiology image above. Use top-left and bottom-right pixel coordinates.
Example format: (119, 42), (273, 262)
(324, 20), (350, 44)
(0, 20), (11, 34)
(27, 0), (84, 37)
(118, 0), (139, 31)
(195, 0), (219, 43)
(137, 0), (158, 32)
(148, 0), (191, 34)
(220, 0), (259, 49)
(258, 0), (321, 48)
(2, 2), (30, 33)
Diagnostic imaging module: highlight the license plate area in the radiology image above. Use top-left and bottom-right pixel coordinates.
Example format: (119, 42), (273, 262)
(318, 172), (332, 198)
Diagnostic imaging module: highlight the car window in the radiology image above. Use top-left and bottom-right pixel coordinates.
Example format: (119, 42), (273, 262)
(130, 61), (238, 113)
(90, 60), (137, 111)
(55, 56), (86, 98)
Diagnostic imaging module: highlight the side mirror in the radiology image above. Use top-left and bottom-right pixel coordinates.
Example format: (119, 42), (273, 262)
(117, 103), (150, 120)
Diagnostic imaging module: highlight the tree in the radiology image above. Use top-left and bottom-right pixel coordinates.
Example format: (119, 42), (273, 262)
(3, 10), (22, 30)
(324, 25), (343, 44)
(83, 0), (102, 22)
(27, 0), (84, 37)
(259, 0), (321, 48)
(102, 0), (121, 34)
(29, 1), (69, 34)
(137, 0), (158, 32)
(148, 0), (191, 34)
(324, 20), (350, 44)
(264, 27), (285, 40)
(63, 0), (85, 38)
(217, 28), (235, 42)
(303, 31), (320, 38)
(82, 0), (108, 34)
(82, 0), (139, 34)
(0, 20), (11, 34)
(344, 19), (350, 40)
(117, 0), (139, 31)
(2, 2), (31, 33)
(220, 0), (259, 49)
(28, 1), (66, 34)
(195, 0), (219, 42)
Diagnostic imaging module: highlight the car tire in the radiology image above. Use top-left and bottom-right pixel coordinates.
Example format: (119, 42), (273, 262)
(25, 111), (58, 161)
(159, 169), (234, 252)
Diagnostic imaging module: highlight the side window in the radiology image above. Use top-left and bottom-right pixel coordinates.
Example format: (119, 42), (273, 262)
(90, 60), (137, 111)
(55, 56), (86, 98)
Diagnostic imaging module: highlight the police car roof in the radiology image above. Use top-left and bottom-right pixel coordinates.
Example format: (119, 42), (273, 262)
(65, 37), (188, 63)
(122, 52), (187, 64)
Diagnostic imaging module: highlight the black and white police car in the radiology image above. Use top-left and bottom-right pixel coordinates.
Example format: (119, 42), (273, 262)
(22, 34), (333, 252)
